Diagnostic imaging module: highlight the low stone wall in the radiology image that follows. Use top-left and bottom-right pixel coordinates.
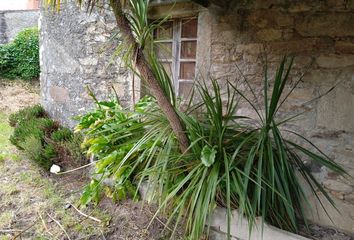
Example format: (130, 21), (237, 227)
(0, 9), (39, 44)
(39, 2), (134, 127)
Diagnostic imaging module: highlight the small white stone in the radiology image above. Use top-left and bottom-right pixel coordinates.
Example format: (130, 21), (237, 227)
(50, 164), (61, 174)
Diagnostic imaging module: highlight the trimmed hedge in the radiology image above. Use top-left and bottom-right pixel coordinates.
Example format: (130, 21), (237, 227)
(0, 28), (40, 81)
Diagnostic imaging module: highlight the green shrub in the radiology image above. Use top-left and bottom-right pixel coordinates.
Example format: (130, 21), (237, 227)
(10, 118), (47, 149)
(9, 105), (85, 170)
(51, 128), (73, 142)
(76, 95), (148, 205)
(0, 27), (40, 81)
(60, 133), (86, 166)
(42, 144), (57, 163)
(19, 136), (53, 169)
(9, 104), (45, 127)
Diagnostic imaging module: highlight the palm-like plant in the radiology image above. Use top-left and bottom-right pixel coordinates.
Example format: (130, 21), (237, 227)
(77, 57), (346, 240)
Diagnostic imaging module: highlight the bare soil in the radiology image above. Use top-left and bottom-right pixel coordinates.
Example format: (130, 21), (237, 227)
(0, 80), (40, 113)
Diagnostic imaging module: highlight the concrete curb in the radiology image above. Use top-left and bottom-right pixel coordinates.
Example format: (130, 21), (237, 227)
(208, 207), (310, 240)
(139, 183), (310, 240)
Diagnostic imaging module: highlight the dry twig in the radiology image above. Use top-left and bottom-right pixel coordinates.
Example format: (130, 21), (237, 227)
(0, 229), (22, 233)
(69, 203), (102, 223)
(47, 213), (71, 240)
(38, 212), (55, 238)
(11, 221), (37, 240)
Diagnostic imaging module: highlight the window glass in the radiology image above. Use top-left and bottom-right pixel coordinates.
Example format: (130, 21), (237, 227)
(155, 42), (173, 59)
(155, 22), (173, 40)
(180, 62), (195, 80)
(181, 19), (198, 38)
(181, 41), (197, 59)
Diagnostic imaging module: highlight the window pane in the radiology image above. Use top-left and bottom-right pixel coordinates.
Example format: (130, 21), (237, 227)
(178, 81), (194, 98)
(179, 62), (195, 80)
(155, 22), (173, 40)
(156, 42), (172, 59)
(161, 62), (172, 78)
(181, 19), (198, 38)
(181, 41), (197, 59)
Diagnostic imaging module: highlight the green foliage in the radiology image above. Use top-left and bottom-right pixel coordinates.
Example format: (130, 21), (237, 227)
(60, 133), (86, 165)
(77, 58), (346, 239)
(75, 95), (155, 204)
(10, 117), (54, 150)
(8, 104), (45, 127)
(9, 105), (85, 169)
(51, 127), (73, 142)
(19, 135), (53, 169)
(9, 107), (57, 169)
(0, 27), (40, 81)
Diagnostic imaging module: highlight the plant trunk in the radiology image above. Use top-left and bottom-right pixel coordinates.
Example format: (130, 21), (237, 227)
(109, 0), (189, 153)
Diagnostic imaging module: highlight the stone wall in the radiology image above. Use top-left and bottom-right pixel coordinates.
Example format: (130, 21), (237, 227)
(196, 0), (354, 233)
(40, 2), (134, 127)
(0, 9), (39, 44)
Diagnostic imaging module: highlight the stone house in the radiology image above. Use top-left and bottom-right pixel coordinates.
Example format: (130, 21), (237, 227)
(40, 0), (354, 235)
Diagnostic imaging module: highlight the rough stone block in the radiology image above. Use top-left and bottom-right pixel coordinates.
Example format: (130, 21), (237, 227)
(295, 13), (354, 37)
(49, 86), (70, 103)
(2, 10), (39, 42)
(266, 38), (333, 54)
(79, 57), (98, 66)
(323, 179), (353, 194)
(256, 28), (282, 41)
(316, 54), (354, 68)
(335, 41), (354, 54)
(40, 1), (133, 128)
(303, 187), (354, 234)
(316, 86), (354, 132)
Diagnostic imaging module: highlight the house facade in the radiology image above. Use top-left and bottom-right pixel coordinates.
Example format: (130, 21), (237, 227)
(40, 0), (354, 234)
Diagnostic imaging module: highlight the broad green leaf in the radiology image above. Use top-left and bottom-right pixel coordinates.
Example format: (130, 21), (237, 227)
(201, 145), (217, 167)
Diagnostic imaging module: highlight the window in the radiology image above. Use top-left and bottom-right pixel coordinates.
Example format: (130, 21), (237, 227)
(154, 18), (198, 98)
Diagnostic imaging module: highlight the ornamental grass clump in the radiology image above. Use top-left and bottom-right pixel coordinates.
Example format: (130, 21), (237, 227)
(77, 58), (345, 240)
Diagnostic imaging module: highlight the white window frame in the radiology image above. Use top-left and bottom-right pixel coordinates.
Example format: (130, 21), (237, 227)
(155, 17), (198, 96)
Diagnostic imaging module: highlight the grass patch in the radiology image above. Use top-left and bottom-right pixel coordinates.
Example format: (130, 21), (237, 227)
(0, 112), (13, 152)
(0, 211), (13, 228)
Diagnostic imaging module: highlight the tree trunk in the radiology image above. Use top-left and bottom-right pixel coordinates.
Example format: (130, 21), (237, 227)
(109, 0), (189, 153)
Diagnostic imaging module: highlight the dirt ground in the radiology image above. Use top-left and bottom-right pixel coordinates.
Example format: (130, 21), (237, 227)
(0, 80), (176, 240)
(0, 81), (40, 113)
